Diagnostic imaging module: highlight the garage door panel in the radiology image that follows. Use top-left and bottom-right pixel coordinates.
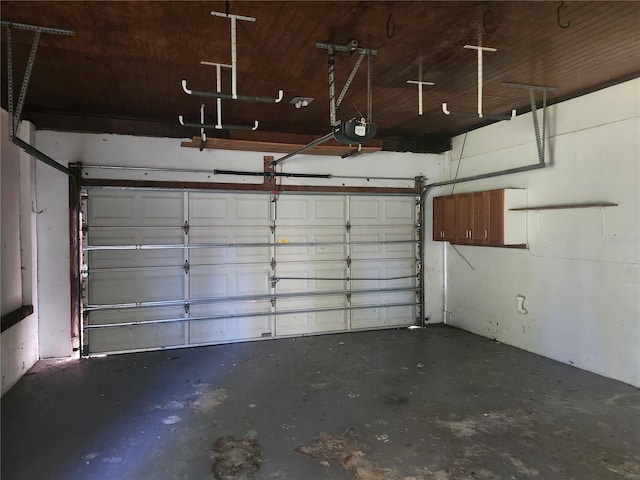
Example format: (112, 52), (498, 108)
(189, 193), (270, 226)
(276, 262), (347, 293)
(351, 290), (416, 306)
(189, 246), (271, 266)
(89, 191), (184, 227)
(277, 196), (346, 226)
(88, 227), (184, 246)
(351, 304), (416, 329)
(189, 315), (273, 344)
(350, 196), (415, 225)
(190, 301), (271, 317)
(89, 250), (183, 270)
(277, 293), (346, 311)
(277, 310), (348, 336)
(190, 264), (270, 298)
(351, 259), (416, 290)
(87, 323), (186, 354)
(89, 268), (185, 304)
(351, 229), (416, 259)
(88, 305), (184, 323)
(276, 227), (346, 262)
(190, 227), (271, 265)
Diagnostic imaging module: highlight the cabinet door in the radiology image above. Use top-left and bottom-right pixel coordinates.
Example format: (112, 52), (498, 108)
(471, 191), (486, 243)
(485, 189), (504, 245)
(443, 195), (457, 241)
(432, 195), (457, 242)
(454, 193), (473, 243)
(432, 196), (445, 241)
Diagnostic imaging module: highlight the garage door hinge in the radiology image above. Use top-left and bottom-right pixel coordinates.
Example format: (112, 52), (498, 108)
(270, 222), (276, 234)
(271, 297), (276, 307)
(184, 303), (190, 314)
(183, 221), (190, 235)
(271, 257), (276, 269)
(346, 221), (351, 232)
(183, 260), (190, 274)
(346, 256), (352, 267)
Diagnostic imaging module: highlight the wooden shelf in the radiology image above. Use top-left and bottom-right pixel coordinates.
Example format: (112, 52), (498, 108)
(510, 202), (618, 211)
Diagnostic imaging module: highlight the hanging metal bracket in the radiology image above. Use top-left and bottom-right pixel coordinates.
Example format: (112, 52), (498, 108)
(1, 21), (75, 176)
(503, 82), (559, 165)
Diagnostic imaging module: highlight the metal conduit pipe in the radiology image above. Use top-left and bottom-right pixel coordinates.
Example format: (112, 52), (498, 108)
(271, 131), (336, 165)
(272, 274), (417, 282)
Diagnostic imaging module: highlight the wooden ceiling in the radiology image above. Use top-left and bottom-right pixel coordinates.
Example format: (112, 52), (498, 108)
(1, 1), (639, 153)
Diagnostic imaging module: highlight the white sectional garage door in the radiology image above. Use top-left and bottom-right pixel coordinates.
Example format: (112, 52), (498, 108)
(82, 189), (420, 354)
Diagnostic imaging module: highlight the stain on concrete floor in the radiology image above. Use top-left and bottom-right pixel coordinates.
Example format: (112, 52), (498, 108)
(297, 430), (392, 480)
(212, 432), (262, 480)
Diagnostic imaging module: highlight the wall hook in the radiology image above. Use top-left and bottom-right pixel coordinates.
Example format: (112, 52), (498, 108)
(483, 8), (496, 34)
(557, 1), (571, 28)
(386, 14), (395, 39)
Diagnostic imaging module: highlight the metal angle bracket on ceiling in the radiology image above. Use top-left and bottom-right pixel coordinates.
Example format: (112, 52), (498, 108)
(441, 44), (516, 121)
(180, 11), (284, 104)
(503, 82), (559, 165)
(1, 21), (76, 176)
(272, 41), (378, 166)
(425, 82), (559, 192)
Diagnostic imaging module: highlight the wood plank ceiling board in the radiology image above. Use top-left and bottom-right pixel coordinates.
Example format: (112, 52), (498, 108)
(1, 1), (639, 153)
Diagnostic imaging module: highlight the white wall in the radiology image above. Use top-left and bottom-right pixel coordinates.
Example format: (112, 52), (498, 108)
(437, 79), (640, 386)
(1, 110), (39, 395)
(33, 131), (448, 356)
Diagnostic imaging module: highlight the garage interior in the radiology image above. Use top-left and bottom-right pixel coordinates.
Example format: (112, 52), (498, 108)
(1, 2), (639, 479)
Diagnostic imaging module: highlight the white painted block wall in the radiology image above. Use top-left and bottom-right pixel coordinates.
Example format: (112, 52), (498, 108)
(437, 79), (640, 387)
(1, 111), (39, 395)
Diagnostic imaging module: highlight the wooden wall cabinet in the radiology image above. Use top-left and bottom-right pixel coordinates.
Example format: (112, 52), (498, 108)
(432, 189), (526, 247)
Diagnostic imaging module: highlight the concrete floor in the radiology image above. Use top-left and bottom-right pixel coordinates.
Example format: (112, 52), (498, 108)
(2, 325), (639, 480)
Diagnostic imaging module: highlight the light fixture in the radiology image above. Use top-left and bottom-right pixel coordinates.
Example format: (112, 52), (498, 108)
(290, 96), (314, 108)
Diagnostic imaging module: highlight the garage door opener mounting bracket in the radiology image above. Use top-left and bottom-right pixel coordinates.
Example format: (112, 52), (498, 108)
(272, 41), (378, 166)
